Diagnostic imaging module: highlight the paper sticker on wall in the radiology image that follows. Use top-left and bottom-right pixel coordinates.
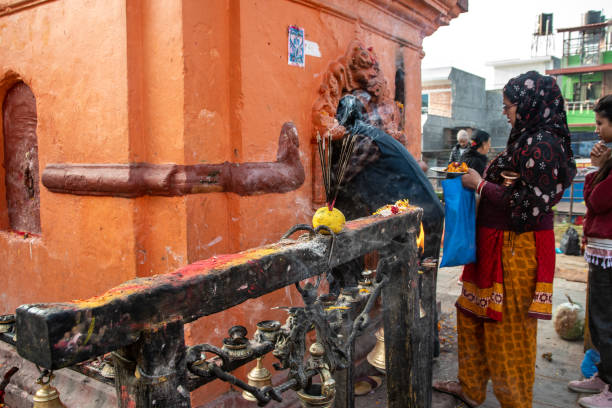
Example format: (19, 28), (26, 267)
(288, 26), (305, 67)
(304, 40), (321, 58)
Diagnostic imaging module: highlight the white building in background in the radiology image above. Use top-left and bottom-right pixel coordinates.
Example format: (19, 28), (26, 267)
(486, 56), (561, 90)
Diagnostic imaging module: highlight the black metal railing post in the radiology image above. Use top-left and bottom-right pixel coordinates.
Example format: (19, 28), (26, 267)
(381, 217), (433, 408)
(113, 320), (189, 407)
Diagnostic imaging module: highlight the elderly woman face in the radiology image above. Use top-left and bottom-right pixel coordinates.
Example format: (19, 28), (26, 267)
(457, 131), (469, 148)
(503, 95), (518, 128)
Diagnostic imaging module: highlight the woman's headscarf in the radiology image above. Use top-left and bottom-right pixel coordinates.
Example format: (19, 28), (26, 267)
(503, 71), (572, 152)
(485, 71), (576, 231)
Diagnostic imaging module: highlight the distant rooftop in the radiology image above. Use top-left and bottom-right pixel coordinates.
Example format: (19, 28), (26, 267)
(557, 20), (611, 33)
(486, 56), (559, 68)
(421, 66), (484, 84)
(421, 67), (453, 83)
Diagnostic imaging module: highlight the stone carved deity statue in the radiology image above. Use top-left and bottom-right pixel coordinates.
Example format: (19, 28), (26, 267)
(311, 40), (405, 204)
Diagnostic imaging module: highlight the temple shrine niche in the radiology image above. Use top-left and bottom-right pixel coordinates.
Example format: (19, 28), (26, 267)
(312, 40), (406, 204)
(2, 81), (41, 234)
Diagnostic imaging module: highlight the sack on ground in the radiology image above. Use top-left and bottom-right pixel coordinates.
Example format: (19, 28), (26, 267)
(440, 177), (476, 267)
(560, 226), (580, 256)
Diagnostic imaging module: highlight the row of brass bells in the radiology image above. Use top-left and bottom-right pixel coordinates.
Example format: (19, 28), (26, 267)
(242, 357), (273, 402)
(33, 372), (66, 408)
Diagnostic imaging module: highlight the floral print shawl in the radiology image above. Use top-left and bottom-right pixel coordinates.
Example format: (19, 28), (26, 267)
(485, 71), (576, 232)
(457, 72), (575, 321)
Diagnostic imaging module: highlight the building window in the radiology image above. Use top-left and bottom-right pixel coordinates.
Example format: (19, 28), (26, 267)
(569, 73), (602, 107)
(421, 94), (429, 114)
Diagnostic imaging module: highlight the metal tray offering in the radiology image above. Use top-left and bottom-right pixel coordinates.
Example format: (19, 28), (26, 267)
(430, 166), (467, 175)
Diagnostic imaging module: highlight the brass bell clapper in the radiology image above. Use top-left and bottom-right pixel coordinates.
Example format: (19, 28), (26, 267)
(33, 368), (66, 408)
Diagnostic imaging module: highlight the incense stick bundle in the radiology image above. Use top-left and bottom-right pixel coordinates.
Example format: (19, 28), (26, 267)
(316, 128), (357, 210)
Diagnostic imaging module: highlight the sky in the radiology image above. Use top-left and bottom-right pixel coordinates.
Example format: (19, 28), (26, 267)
(422, 0), (610, 87)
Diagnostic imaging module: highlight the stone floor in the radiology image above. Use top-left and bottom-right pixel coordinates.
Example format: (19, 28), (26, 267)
(355, 260), (591, 408)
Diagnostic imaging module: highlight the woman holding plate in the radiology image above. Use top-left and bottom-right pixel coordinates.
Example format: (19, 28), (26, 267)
(434, 71), (576, 407)
(460, 129), (491, 176)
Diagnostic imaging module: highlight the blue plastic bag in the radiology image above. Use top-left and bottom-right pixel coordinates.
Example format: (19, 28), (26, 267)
(581, 349), (600, 379)
(440, 177), (476, 267)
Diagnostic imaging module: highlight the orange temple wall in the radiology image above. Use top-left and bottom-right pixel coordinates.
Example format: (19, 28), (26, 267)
(0, 0), (465, 404)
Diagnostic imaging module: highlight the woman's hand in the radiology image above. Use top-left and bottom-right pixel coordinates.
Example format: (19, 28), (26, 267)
(461, 168), (482, 190)
(591, 141), (612, 168)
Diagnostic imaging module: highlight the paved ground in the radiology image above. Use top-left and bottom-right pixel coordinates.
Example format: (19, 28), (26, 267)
(355, 256), (591, 408)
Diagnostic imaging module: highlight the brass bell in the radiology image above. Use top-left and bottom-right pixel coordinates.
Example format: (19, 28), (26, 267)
(366, 327), (386, 374)
(296, 343), (335, 408)
(242, 356), (273, 401)
(33, 372), (66, 408)
(296, 379), (336, 408)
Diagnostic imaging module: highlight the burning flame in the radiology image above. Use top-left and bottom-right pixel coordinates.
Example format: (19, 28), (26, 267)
(417, 223), (425, 252)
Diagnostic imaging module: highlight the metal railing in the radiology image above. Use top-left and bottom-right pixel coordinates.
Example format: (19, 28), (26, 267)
(560, 175), (587, 220)
(566, 100), (596, 113)
(8, 210), (438, 408)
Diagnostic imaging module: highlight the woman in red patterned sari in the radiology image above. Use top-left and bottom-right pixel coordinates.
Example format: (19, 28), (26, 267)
(434, 71), (577, 407)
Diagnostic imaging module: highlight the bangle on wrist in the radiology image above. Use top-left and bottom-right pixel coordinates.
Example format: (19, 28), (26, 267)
(477, 180), (487, 195)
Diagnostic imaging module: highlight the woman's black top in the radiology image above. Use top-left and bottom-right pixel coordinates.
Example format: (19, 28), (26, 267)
(460, 148), (488, 176)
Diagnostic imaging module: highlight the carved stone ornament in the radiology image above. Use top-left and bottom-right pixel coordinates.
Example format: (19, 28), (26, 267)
(311, 40), (405, 204)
